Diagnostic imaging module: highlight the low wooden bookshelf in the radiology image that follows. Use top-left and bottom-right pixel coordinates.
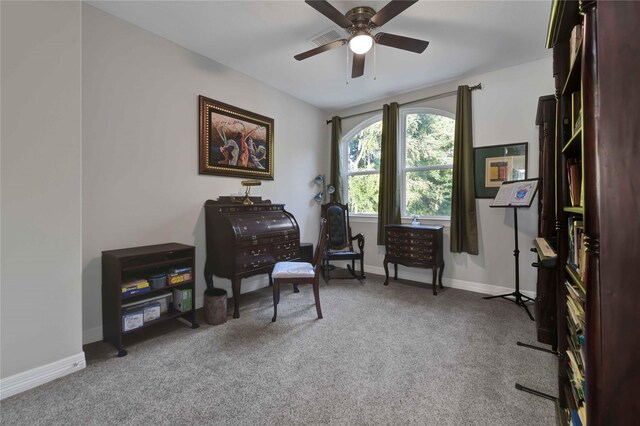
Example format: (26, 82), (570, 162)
(102, 243), (199, 357)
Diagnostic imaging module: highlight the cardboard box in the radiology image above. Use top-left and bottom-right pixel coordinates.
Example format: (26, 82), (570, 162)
(173, 288), (192, 312)
(121, 279), (150, 298)
(143, 302), (161, 322)
(122, 308), (144, 332)
(168, 267), (193, 285)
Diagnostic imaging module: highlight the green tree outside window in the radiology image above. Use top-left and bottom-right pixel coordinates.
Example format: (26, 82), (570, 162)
(344, 111), (454, 218)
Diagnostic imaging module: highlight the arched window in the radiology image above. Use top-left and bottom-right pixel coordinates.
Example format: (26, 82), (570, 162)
(342, 108), (455, 219)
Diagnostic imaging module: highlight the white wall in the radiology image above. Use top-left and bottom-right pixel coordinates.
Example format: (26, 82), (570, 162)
(1, 0), (84, 390)
(81, 6), (327, 343)
(331, 57), (554, 295)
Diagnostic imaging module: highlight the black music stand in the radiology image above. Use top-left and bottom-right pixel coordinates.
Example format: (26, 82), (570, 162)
(483, 178), (539, 320)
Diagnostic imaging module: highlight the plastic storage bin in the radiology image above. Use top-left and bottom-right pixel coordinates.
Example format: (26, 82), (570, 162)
(148, 273), (167, 289)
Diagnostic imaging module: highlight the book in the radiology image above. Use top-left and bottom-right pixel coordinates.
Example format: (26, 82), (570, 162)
(121, 279), (149, 292)
(567, 351), (585, 397)
(565, 279), (586, 302)
(567, 298), (585, 330)
(571, 91), (582, 132)
(567, 217), (585, 278)
(574, 112), (582, 134)
(570, 409), (583, 426)
(567, 158), (582, 207)
(578, 405), (587, 426)
(569, 23), (583, 66)
(567, 310), (584, 339)
(121, 287), (150, 298)
(121, 279), (150, 298)
(574, 220), (584, 274)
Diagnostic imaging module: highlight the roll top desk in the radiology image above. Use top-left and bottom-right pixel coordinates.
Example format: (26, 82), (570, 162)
(204, 197), (300, 318)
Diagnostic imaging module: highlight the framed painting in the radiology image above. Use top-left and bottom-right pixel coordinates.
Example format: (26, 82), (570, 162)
(474, 142), (528, 198)
(199, 95), (274, 180)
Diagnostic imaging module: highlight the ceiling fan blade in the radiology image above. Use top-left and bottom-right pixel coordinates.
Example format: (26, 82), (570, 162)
(352, 53), (365, 78)
(370, 0), (418, 27)
(375, 32), (429, 54)
(294, 39), (347, 61)
(305, 0), (353, 28)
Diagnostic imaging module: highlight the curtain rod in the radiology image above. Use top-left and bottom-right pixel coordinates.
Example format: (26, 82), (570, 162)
(326, 83), (482, 124)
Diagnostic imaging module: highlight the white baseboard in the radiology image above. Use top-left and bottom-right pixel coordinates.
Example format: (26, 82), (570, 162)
(364, 265), (537, 299)
(0, 352), (86, 400)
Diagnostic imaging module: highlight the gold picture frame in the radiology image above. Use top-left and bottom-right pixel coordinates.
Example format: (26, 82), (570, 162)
(199, 95), (274, 180)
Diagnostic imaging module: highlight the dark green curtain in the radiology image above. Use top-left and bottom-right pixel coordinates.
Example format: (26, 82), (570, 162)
(450, 86), (479, 254)
(377, 102), (401, 245)
(329, 116), (343, 204)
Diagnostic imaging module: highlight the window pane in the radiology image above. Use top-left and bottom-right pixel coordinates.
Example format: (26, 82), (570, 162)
(405, 169), (452, 217)
(348, 174), (379, 214)
(405, 113), (455, 167)
(347, 121), (382, 172)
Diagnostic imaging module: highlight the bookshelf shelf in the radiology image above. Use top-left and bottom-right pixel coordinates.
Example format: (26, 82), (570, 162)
(121, 308), (186, 335)
(563, 206), (583, 214)
(121, 256), (192, 273)
(121, 280), (194, 302)
(561, 127), (582, 155)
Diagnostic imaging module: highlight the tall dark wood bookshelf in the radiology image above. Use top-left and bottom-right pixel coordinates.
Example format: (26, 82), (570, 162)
(546, 1), (640, 424)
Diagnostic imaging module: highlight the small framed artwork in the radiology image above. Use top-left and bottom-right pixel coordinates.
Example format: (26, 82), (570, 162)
(199, 95), (274, 180)
(474, 142), (528, 198)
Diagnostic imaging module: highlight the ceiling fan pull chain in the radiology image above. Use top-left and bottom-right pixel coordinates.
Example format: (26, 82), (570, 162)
(373, 42), (377, 80)
(346, 45), (350, 85)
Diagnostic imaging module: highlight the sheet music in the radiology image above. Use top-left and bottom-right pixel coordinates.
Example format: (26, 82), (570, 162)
(491, 179), (539, 207)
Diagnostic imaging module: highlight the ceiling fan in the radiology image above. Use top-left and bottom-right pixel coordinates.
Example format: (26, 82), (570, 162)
(294, 0), (429, 78)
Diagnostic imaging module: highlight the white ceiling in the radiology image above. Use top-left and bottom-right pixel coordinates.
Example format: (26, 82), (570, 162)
(89, 0), (552, 111)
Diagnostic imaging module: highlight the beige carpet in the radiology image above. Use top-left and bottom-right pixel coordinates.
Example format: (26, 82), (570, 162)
(1, 273), (557, 425)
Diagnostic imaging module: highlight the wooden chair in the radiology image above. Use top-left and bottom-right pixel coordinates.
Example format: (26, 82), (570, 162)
(270, 219), (328, 322)
(321, 201), (365, 280)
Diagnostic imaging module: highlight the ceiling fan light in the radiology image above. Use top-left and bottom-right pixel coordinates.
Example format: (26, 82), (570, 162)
(349, 33), (373, 54)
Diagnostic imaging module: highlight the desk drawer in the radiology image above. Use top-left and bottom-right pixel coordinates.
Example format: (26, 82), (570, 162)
(236, 232), (300, 248)
(274, 249), (300, 262)
(238, 245), (270, 258)
(273, 241), (298, 251)
(236, 254), (274, 272)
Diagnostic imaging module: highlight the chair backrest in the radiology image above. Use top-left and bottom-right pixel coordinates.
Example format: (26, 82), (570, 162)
(312, 219), (329, 270)
(321, 201), (353, 251)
